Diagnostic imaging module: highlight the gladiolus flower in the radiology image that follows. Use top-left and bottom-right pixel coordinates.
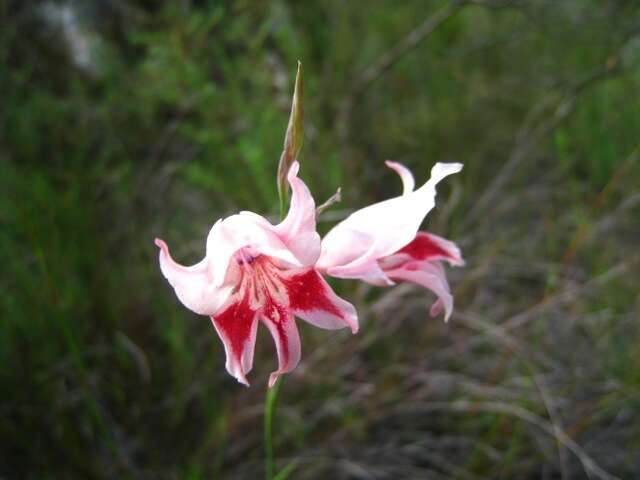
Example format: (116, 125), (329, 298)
(155, 162), (358, 387)
(317, 161), (464, 321)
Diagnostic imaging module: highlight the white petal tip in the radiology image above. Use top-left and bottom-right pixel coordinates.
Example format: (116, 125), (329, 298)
(236, 375), (250, 387)
(154, 238), (166, 249)
(268, 373), (280, 388)
(348, 317), (359, 334)
(432, 162), (463, 176)
(287, 161), (300, 179)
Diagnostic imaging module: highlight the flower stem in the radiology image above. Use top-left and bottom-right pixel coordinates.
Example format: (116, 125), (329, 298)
(264, 378), (281, 480)
(279, 194), (287, 222)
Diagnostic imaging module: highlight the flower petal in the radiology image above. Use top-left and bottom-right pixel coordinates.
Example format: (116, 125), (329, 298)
(385, 160), (415, 195)
(318, 162), (463, 274)
(155, 238), (233, 315)
(273, 161), (321, 266)
(281, 268), (359, 334)
(260, 301), (301, 388)
(325, 241), (394, 286)
(210, 286), (260, 386)
(385, 260), (454, 322)
(206, 215), (300, 287)
(396, 232), (464, 266)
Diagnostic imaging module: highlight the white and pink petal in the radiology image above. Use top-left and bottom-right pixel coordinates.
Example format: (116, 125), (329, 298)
(385, 160), (415, 195)
(155, 238), (233, 316)
(273, 161), (321, 266)
(325, 241), (394, 286)
(385, 260), (454, 322)
(318, 162), (463, 274)
(206, 215), (300, 287)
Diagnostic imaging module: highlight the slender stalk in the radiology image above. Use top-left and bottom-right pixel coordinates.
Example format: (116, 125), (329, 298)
(279, 194), (287, 222)
(264, 378), (281, 480)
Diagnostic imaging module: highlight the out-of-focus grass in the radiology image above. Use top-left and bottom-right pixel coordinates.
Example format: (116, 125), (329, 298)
(1, 1), (639, 479)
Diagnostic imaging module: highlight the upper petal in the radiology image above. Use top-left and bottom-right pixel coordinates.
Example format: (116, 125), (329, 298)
(206, 215), (301, 287)
(272, 161), (321, 266)
(385, 260), (454, 322)
(155, 238), (233, 316)
(385, 160), (415, 195)
(318, 162), (463, 273)
(206, 163), (321, 285)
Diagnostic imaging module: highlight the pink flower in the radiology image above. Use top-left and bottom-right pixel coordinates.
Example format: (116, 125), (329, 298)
(155, 162), (358, 387)
(317, 161), (464, 321)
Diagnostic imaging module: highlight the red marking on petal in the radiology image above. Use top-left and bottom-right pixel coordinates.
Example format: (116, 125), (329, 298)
(260, 284), (302, 387)
(283, 269), (343, 319)
(262, 297), (291, 363)
(397, 232), (453, 261)
(213, 291), (256, 364)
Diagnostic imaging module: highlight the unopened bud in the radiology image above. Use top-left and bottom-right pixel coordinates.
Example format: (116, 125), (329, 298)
(277, 61), (304, 218)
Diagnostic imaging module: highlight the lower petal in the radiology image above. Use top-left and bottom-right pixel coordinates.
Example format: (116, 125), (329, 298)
(396, 231), (464, 266)
(283, 268), (359, 334)
(261, 302), (301, 388)
(211, 291), (260, 386)
(386, 260), (454, 322)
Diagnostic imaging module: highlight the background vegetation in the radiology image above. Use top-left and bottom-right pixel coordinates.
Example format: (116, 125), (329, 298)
(2, 0), (639, 478)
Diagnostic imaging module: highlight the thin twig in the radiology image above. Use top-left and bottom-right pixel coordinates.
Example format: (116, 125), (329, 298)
(316, 187), (342, 216)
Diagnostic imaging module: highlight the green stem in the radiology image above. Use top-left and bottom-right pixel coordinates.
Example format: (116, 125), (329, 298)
(264, 378), (281, 480)
(278, 191), (287, 223)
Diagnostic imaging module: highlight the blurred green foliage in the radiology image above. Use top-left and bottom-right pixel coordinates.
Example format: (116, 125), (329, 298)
(1, 1), (639, 478)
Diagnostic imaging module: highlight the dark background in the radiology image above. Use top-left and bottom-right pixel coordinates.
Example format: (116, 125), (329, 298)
(2, 0), (639, 478)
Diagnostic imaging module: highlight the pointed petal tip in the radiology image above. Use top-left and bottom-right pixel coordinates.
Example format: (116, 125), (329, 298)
(433, 162), (464, 176)
(288, 160), (300, 179)
(154, 238), (166, 249)
(233, 366), (250, 386)
(430, 297), (452, 322)
(237, 376), (250, 387)
(268, 372), (280, 388)
(384, 160), (415, 195)
(345, 308), (360, 335)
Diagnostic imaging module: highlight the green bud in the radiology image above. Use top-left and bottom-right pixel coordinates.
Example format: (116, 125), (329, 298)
(277, 61), (304, 219)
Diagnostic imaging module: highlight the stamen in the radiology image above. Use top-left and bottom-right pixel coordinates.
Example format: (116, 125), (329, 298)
(235, 248), (259, 276)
